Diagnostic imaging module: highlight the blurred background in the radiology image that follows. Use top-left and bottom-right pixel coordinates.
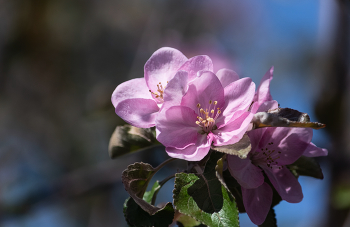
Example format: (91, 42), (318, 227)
(0, 0), (349, 226)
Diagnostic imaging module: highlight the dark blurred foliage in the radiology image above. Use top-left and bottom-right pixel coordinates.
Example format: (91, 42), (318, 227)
(315, 1), (350, 226)
(0, 0), (349, 226)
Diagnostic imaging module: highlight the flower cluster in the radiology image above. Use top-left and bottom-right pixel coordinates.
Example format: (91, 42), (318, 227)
(112, 47), (327, 225)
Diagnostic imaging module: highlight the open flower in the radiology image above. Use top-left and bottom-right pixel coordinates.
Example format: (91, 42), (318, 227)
(111, 47), (213, 128)
(156, 70), (255, 161)
(227, 127), (328, 225)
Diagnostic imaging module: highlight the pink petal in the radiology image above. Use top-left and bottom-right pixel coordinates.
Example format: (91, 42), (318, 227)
(303, 142), (328, 157)
(213, 111), (253, 146)
(156, 106), (199, 149)
(227, 154), (264, 189)
(259, 127), (312, 165)
(255, 66), (274, 104)
(219, 77), (255, 125)
(251, 100), (278, 113)
(216, 68), (240, 88)
(247, 128), (267, 154)
(161, 70), (189, 112)
(181, 71), (225, 112)
(263, 166), (303, 203)
(144, 47), (188, 94)
(166, 134), (213, 161)
(115, 98), (159, 128)
(242, 182), (273, 225)
(178, 55), (213, 81)
(111, 78), (153, 108)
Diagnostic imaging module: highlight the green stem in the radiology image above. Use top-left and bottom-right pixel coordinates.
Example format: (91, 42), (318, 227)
(154, 157), (176, 172)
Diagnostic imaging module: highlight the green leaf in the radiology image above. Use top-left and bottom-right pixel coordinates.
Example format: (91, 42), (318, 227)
(174, 172), (239, 227)
(187, 152), (225, 213)
(215, 155), (245, 213)
(123, 177), (175, 226)
(124, 197), (174, 227)
(215, 154), (241, 190)
(287, 156), (324, 179)
(177, 214), (202, 227)
(122, 162), (165, 215)
(211, 134), (251, 159)
(253, 108), (325, 130)
(258, 208), (277, 227)
(108, 125), (160, 158)
(143, 181), (161, 204)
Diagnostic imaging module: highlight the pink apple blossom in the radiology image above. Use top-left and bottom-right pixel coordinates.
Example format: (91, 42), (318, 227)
(156, 70), (255, 161)
(227, 126), (328, 225)
(111, 47), (213, 128)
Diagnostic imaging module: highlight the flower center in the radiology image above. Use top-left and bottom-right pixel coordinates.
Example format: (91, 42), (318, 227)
(149, 81), (167, 102)
(251, 142), (283, 170)
(195, 100), (221, 133)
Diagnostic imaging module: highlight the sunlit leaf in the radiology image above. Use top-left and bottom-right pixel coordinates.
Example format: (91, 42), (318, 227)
(177, 214), (202, 227)
(174, 172), (239, 227)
